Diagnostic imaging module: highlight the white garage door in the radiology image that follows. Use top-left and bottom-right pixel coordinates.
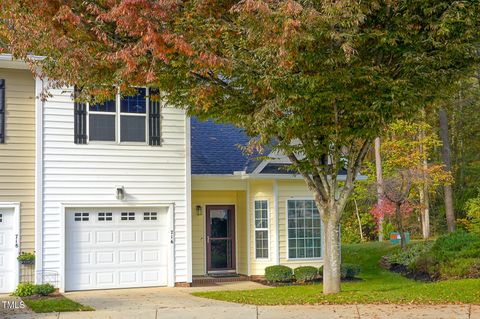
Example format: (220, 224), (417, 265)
(65, 207), (170, 291)
(0, 208), (16, 293)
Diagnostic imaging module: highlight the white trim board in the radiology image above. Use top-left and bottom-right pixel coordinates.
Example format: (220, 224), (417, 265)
(34, 77), (44, 284)
(273, 180), (280, 265)
(185, 117), (192, 283)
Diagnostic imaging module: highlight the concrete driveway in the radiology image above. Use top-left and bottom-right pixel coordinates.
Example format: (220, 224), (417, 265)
(1, 282), (479, 319)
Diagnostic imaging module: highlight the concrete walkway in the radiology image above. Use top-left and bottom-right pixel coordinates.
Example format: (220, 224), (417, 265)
(1, 282), (479, 319)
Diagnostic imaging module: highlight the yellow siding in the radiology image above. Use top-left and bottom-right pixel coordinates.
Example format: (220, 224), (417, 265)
(192, 178), (323, 277)
(248, 179), (323, 275)
(236, 191), (247, 275)
(191, 190), (247, 276)
(0, 68), (35, 252)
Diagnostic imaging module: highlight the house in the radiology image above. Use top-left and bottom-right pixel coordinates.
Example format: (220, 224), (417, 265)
(0, 57), (36, 293)
(0, 55), (330, 293)
(190, 118), (324, 278)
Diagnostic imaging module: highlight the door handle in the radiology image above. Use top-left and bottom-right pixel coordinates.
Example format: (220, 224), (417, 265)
(15, 234), (18, 248)
(207, 236), (210, 244)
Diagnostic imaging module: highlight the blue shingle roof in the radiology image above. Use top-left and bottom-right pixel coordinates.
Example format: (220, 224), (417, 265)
(191, 117), (344, 177)
(191, 117), (259, 174)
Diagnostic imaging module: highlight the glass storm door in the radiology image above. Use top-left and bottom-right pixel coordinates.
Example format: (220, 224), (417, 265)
(206, 205), (236, 272)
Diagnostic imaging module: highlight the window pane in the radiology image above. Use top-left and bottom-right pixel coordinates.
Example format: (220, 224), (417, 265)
(306, 229), (312, 238)
(288, 201), (295, 210)
(288, 229), (296, 238)
(89, 114), (116, 141)
(120, 115), (146, 142)
(305, 208), (313, 218)
(306, 200), (313, 209)
(289, 239), (296, 248)
(262, 211), (268, 220)
(297, 219), (305, 229)
(306, 239), (313, 249)
(289, 249), (297, 259)
(121, 88), (146, 113)
(297, 229), (305, 238)
(89, 100), (116, 112)
(306, 219), (313, 228)
(288, 218), (296, 228)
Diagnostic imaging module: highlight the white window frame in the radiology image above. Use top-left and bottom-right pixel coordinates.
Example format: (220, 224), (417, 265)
(254, 199), (269, 260)
(286, 198), (323, 261)
(87, 87), (149, 145)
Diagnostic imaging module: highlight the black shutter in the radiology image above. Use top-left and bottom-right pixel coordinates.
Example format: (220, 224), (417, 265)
(73, 87), (87, 144)
(0, 79), (5, 144)
(148, 88), (161, 146)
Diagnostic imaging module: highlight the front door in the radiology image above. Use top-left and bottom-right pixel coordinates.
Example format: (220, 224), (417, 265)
(206, 205), (236, 273)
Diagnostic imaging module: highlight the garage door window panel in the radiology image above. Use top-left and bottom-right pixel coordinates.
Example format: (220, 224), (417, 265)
(121, 212), (135, 221)
(98, 212), (113, 221)
(144, 212), (157, 221)
(74, 213), (89, 222)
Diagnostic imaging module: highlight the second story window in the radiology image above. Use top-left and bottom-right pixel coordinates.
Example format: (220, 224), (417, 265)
(88, 88), (147, 143)
(75, 87), (161, 145)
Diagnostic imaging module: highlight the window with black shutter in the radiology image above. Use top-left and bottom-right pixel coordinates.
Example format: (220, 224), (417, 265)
(74, 87), (160, 145)
(0, 79), (5, 144)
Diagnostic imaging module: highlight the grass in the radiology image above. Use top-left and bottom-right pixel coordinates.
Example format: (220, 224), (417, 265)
(192, 242), (480, 305)
(22, 296), (95, 313)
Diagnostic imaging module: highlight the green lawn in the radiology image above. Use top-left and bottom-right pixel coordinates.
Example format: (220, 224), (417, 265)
(23, 296), (94, 313)
(192, 242), (480, 305)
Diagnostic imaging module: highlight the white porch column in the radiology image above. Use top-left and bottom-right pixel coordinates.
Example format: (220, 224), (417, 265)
(273, 180), (280, 265)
